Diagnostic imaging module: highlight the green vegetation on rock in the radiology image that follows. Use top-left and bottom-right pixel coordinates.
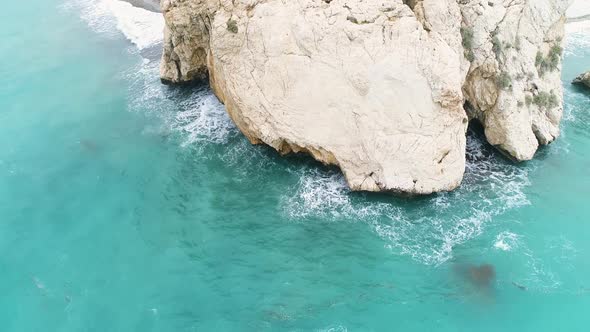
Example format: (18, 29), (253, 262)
(227, 19), (238, 33)
(535, 44), (563, 76)
(461, 27), (475, 62)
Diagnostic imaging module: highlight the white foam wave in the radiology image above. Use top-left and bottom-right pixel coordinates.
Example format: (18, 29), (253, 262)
(103, 0), (164, 50)
(60, 0), (115, 36)
(65, 0), (236, 146)
(562, 86), (587, 123)
(62, 0), (164, 50)
(121, 56), (237, 145)
(174, 92), (237, 146)
(493, 231), (520, 251)
(317, 326), (348, 332)
(281, 132), (532, 265)
(282, 170), (356, 220)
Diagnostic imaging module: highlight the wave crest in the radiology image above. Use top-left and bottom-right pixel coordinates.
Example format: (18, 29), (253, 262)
(62, 0), (164, 50)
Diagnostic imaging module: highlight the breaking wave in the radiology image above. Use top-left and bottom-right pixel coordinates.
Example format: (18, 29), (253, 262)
(61, 0), (164, 50)
(64, 0), (238, 147)
(494, 231), (520, 251)
(123, 58), (238, 146)
(281, 129), (532, 265)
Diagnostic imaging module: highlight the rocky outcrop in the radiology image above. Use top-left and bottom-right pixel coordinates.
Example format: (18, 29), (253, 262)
(160, 0), (571, 194)
(573, 71), (590, 89)
(461, 0), (569, 160)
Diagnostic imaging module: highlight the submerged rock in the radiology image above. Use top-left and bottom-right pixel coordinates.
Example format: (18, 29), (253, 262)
(468, 264), (496, 288)
(159, 0), (570, 194)
(453, 263), (497, 291)
(573, 71), (590, 89)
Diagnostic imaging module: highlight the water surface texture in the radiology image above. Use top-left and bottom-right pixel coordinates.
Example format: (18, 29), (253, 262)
(1, 1), (589, 331)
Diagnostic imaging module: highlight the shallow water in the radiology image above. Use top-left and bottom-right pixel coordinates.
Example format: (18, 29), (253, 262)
(1, 1), (589, 331)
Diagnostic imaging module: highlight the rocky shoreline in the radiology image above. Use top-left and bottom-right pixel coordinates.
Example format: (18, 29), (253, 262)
(158, 0), (571, 194)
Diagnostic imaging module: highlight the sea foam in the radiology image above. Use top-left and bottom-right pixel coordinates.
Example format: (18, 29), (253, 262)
(102, 0), (164, 50)
(281, 131), (532, 265)
(494, 231), (520, 251)
(63, 0), (164, 50)
(67, 0), (237, 147)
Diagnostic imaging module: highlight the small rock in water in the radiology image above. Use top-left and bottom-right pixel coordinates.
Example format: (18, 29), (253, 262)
(512, 281), (527, 291)
(33, 276), (45, 290)
(572, 71), (590, 89)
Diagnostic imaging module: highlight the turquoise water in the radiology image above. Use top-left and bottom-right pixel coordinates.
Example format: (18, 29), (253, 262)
(1, 1), (589, 331)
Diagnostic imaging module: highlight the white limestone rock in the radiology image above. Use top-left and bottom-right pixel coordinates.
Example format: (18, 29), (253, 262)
(460, 0), (570, 160)
(160, 0), (571, 193)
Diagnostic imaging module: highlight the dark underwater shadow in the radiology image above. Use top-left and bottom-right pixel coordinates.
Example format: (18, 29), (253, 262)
(450, 262), (498, 304)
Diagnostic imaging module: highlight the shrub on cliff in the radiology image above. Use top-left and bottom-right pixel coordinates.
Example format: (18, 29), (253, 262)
(535, 44), (563, 76)
(227, 19), (238, 34)
(496, 72), (512, 90)
(461, 27), (475, 62)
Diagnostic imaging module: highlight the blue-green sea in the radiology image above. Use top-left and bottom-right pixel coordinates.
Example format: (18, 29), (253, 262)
(1, 1), (589, 331)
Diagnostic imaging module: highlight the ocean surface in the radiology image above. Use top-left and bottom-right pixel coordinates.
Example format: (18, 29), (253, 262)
(1, 0), (589, 331)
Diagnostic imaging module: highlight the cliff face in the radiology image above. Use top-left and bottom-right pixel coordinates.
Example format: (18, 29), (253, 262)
(160, 0), (571, 194)
(460, 0), (569, 160)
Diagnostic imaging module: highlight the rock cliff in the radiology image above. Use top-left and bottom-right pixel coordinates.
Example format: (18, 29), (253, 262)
(461, 0), (569, 160)
(160, 0), (571, 194)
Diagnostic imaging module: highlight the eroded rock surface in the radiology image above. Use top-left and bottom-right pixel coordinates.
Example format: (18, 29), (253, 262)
(160, 0), (571, 194)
